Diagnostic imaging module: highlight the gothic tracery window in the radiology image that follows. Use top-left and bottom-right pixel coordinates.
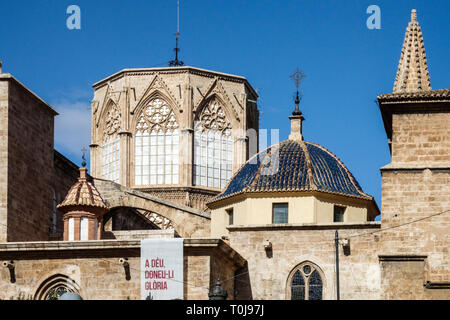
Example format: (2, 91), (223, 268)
(102, 103), (121, 183)
(289, 262), (323, 300)
(135, 98), (179, 186)
(35, 274), (81, 300)
(194, 99), (233, 189)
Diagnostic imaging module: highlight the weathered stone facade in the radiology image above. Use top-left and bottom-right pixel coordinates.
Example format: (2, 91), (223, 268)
(376, 9), (450, 297)
(0, 239), (245, 300)
(390, 113), (449, 165)
(228, 223), (383, 300)
(0, 74), (79, 242)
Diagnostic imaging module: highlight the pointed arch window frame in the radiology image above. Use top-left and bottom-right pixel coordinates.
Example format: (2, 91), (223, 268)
(133, 95), (180, 186)
(194, 97), (234, 189)
(101, 101), (121, 184)
(286, 261), (325, 300)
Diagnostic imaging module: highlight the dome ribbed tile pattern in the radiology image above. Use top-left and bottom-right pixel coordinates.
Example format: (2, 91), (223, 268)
(58, 169), (108, 210)
(213, 140), (372, 202)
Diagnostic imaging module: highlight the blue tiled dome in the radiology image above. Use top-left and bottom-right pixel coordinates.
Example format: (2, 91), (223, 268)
(212, 140), (372, 202)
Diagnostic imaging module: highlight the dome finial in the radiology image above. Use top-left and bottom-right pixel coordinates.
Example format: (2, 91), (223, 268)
(290, 67), (306, 116)
(289, 67), (306, 141)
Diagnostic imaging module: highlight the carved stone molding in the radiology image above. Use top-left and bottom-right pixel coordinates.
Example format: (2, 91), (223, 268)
(138, 210), (174, 230)
(136, 98), (179, 133)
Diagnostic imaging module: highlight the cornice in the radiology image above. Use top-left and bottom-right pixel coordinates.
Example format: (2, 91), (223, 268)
(92, 66), (258, 98)
(227, 221), (381, 232)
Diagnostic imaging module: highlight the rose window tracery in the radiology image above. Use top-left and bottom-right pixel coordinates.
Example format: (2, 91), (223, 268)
(137, 98), (179, 133)
(199, 102), (230, 131)
(104, 103), (121, 139)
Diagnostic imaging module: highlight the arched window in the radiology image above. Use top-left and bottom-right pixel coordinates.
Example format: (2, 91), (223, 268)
(102, 102), (121, 183)
(194, 99), (233, 189)
(35, 274), (81, 300)
(288, 262), (324, 300)
(135, 98), (179, 186)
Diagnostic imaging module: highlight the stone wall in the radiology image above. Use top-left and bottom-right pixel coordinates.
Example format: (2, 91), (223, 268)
(391, 113), (450, 165)
(380, 170), (450, 285)
(0, 79), (8, 242)
(380, 104), (450, 298)
(0, 239), (245, 300)
(5, 77), (57, 242)
(228, 223), (382, 300)
(380, 256), (450, 300)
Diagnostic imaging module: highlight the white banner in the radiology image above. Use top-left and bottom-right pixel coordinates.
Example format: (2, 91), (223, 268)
(140, 238), (184, 300)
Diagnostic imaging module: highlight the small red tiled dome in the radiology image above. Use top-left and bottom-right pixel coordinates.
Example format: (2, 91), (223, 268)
(57, 168), (108, 213)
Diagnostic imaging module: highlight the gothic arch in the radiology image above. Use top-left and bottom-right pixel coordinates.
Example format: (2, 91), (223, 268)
(34, 274), (81, 300)
(97, 98), (121, 129)
(194, 94), (234, 130)
(193, 95), (235, 189)
(285, 261), (326, 300)
(131, 91), (181, 131)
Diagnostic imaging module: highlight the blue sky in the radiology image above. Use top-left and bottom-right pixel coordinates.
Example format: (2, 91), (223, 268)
(1, 0), (449, 217)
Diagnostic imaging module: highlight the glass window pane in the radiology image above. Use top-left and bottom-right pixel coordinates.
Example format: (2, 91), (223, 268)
(291, 271), (305, 300)
(273, 203), (289, 224)
(308, 270), (323, 300)
(334, 206), (345, 222)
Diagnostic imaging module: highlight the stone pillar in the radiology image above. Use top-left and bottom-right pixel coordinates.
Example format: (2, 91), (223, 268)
(180, 84), (193, 186)
(63, 219), (69, 241)
(235, 134), (248, 171)
(89, 144), (100, 178)
(88, 218), (95, 240)
(289, 115), (305, 141)
(74, 217), (80, 241)
(119, 131), (131, 187)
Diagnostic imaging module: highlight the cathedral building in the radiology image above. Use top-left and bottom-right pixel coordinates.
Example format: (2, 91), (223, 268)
(0, 9), (448, 300)
(89, 67), (259, 211)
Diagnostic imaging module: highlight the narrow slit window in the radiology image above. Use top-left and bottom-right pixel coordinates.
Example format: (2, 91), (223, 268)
(226, 208), (234, 226)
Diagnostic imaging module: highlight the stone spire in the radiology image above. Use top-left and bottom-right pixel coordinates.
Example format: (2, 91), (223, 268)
(393, 9), (431, 93)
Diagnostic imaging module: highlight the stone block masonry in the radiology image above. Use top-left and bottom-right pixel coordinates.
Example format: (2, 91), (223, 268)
(0, 239), (245, 300)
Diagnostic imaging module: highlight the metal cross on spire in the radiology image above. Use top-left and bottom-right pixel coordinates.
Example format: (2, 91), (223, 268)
(290, 67), (306, 116)
(169, 0), (184, 67)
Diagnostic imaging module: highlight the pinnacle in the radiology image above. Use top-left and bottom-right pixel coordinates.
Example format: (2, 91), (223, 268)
(393, 9), (431, 93)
